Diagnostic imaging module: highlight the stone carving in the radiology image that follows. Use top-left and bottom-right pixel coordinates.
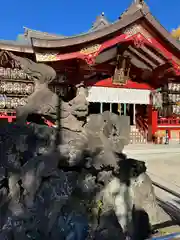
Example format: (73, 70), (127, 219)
(0, 54), (171, 239)
(0, 51), (35, 112)
(0, 119), (170, 239)
(7, 51), (56, 84)
(3, 52), (57, 121)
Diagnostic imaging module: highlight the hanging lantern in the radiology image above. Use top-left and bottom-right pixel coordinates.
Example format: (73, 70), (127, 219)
(11, 98), (19, 108)
(0, 67), (5, 78)
(0, 95), (6, 108)
(13, 83), (21, 93)
(25, 83), (34, 94)
(113, 54), (131, 85)
(12, 98), (15, 108)
(20, 83), (27, 94)
(0, 81), (6, 93)
(5, 97), (11, 109)
(6, 82), (13, 93)
(19, 98), (27, 106)
(151, 91), (163, 110)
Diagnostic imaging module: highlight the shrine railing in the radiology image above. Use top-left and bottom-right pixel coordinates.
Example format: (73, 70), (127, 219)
(0, 113), (54, 127)
(136, 115), (148, 138)
(158, 117), (180, 126)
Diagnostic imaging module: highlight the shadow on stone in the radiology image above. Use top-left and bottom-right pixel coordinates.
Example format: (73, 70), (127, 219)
(133, 208), (151, 240)
(0, 55), (173, 239)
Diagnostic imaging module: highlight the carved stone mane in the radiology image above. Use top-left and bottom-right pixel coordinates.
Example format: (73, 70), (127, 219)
(8, 52), (56, 84)
(2, 51), (57, 121)
(0, 51), (21, 69)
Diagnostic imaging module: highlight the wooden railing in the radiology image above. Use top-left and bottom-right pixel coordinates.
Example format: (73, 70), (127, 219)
(135, 115), (148, 140)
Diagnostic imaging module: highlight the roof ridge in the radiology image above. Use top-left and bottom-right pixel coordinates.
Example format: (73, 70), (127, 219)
(120, 1), (149, 19)
(23, 27), (64, 38)
(90, 13), (110, 32)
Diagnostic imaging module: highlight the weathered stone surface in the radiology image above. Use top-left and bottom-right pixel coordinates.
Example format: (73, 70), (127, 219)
(0, 56), (172, 239)
(0, 119), (171, 239)
(133, 173), (171, 225)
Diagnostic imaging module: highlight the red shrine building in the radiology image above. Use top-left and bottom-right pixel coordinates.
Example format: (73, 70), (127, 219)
(0, 1), (180, 143)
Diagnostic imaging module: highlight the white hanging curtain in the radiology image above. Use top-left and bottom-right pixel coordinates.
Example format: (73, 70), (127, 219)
(87, 86), (150, 104)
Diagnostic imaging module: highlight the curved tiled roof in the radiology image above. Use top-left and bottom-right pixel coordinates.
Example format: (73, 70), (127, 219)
(31, 10), (142, 48)
(20, 13), (110, 43)
(23, 27), (66, 40)
(30, 1), (180, 53)
(0, 1), (179, 54)
(0, 39), (33, 53)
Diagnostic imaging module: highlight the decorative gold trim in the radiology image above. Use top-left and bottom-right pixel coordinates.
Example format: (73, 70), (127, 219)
(124, 24), (152, 43)
(172, 56), (180, 67)
(36, 53), (59, 62)
(80, 44), (101, 55)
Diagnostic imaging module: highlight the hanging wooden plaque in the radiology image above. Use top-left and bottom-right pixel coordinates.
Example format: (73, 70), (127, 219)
(112, 55), (131, 85)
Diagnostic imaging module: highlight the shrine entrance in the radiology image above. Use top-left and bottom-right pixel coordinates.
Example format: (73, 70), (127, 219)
(20, 0), (180, 143)
(88, 101), (148, 144)
(88, 102), (135, 124)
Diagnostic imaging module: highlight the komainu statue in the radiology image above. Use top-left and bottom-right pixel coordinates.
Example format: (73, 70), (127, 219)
(0, 52), (172, 240)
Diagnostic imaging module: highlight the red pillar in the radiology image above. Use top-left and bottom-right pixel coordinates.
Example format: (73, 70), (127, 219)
(152, 109), (158, 135)
(147, 105), (158, 142)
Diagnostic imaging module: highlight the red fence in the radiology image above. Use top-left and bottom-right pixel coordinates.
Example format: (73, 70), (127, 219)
(0, 113), (54, 127)
(158, 118), (180, 126)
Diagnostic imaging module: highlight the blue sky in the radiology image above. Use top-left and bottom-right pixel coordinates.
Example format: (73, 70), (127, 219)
(0, 0), (179, 40)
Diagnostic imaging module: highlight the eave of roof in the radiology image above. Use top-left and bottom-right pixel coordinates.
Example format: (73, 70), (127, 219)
(0, 1), (178, 55)
(0, 13), (111, 53)
(30, 2), (180, 56)
(23, 27), (66, 40)
(31, 9), (144, 48)
(22, 14), (110, 41)
(0, 40), (33, 53)
(143, 13), (180, 53)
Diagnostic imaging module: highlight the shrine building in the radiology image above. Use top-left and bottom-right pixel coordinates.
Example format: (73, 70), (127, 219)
(0, 0), (180, 143)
